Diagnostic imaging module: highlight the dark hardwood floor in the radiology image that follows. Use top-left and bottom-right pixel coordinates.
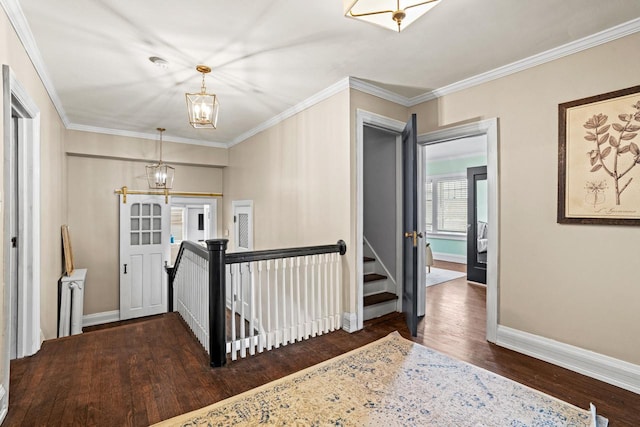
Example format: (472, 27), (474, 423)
(6, 263), (640, 426)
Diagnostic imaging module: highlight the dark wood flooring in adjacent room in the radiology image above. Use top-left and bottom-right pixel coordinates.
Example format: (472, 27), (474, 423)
(6, 261), (640, 426)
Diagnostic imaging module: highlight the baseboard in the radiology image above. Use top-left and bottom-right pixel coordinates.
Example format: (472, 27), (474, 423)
(82, 310), (120, 328)
(432, 252), (466, 264)
(497, 325), (640, 394)
(342, 312), (358, 333)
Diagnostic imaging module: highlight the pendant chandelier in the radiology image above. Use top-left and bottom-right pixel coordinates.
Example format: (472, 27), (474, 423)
(344, 0), (441, 32)
(146, 128), (175, 189)
(186, 65), (220, 129)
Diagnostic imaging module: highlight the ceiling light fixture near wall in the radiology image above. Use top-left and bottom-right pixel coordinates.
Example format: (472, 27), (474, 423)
(146, 127), (175, 189)
(186, 65), (219, 129)
(344, 0), (441, 32)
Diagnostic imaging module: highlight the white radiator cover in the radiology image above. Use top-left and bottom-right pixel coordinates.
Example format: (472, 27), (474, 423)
(58, 268), (87, 337)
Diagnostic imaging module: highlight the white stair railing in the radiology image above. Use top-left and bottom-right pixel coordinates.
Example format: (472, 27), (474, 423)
(168, 239), (347, 367)
(225, 251), (343, 361)
(170, 242), (209, 351)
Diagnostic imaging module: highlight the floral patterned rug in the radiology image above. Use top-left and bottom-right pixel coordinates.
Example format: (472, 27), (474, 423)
(153, 332), (607, 426)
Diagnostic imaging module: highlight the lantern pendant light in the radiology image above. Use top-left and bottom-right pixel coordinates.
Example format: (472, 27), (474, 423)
(146, 128), (175, 189)
(186, 65), (220, 129)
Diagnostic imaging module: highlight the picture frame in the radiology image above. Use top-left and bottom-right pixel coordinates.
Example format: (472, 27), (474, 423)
(558, 85), (640, 225)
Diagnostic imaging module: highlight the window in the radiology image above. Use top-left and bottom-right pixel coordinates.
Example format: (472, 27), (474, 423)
(425, 175), (467, 235)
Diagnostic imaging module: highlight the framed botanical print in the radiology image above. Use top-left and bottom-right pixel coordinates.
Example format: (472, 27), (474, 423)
(558, 85), (640, 225)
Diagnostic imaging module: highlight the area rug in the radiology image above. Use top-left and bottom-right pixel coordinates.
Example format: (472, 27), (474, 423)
(153, 332), (607, 426)
(425, 267), (466, 287)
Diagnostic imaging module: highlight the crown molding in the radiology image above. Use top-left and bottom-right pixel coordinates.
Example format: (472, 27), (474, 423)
(228, 77), (352, 148)
(66, 123), (228, 149)
(409, 17), (640, 105)
(1, 0), (70, 127)
(348, 77), (411, 107)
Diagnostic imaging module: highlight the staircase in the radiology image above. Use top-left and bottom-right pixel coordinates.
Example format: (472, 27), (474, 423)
(363, 255), (398, 320)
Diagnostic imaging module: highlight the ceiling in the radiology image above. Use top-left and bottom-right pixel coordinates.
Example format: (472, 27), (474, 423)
(10, 0), (640, 148)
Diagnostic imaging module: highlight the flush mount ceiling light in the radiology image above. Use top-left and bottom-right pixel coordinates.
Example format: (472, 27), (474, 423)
(148, 56), (169, 69)
(146, 128), (175, 189)
(344, 0), (441, 32)
(186, 65), (219, 129)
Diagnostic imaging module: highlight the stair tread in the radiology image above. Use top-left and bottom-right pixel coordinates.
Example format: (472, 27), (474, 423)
(364, 292), (398, 307)
(363, 273), (387, 283)
(363, 256), (375, 263)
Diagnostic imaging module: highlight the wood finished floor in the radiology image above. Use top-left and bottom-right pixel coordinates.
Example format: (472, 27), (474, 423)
(6, 261), (640, 426)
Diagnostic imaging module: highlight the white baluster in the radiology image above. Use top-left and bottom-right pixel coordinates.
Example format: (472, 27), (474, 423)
(289, 257), (295, 344)
(295, 257), (303, 341)
(257, 260), (265, 353)
(239, 263), (246, 359)
(304, 256), (310, 339)
(230, 264), (238, 361)
(266, 259), (272, 351)
(274, 259), (280, 348)
(281, 258), (288, 345)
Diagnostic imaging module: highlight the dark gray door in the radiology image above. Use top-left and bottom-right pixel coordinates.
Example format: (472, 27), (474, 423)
(466, 166), (487, 284)
(402, 114), (421, 337)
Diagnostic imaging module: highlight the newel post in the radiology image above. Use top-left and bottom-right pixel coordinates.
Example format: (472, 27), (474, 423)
(207, 239), (228, 367)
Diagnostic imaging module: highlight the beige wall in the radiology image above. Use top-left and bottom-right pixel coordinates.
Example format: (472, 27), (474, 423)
(410, 32), (640, 364)
(65, 129), (228, 167)
(223, 90), (353, 309)
(1, 8), (68, 352)
(66, 130), (224, 316)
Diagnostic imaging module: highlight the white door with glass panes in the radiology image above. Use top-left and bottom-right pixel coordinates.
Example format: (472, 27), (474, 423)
(120, 195), (170, 320)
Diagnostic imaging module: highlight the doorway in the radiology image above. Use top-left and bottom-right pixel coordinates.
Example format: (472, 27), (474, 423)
(467, 166), (488, 284)
(170, 197), (217, 244)
(2, 65), (42, 423)
(417, 119), (499, 342)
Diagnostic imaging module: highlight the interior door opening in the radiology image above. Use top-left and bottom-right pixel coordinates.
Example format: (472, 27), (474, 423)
(418, 119), (499, 343)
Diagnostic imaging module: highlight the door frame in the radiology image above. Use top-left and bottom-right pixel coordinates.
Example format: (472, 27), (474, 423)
(171, 197), (218, 241)
(231, 200), (254, 251)
(417, 118), (500, 342)
(356, 109), (406, 331)
(2, 65), (42, 422)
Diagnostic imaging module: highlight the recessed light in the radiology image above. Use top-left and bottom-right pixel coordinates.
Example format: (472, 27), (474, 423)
(149, 56), (169, 69)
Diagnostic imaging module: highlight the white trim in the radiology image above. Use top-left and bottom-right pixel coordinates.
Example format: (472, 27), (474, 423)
(67, 123), (227, 148)
(349, 77), (411, 107)
(356, 109), (406, 331)
(0, 0), (69, 127)
(432, 252), (466, 264)
(341, 312), (358, 333)
(229, 77), (352, 147)
(82, 310), (121, 328)
(409, 17), (640, 105)
(231, 200), (254, 251)
(418, 118), (499, 343)
(3, 65), (42, 358)
(497, 325), (640, 395)
(0, 384), (6, 424)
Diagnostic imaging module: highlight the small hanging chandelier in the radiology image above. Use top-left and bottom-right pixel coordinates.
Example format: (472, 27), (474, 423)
(146, 128), (175, 189)
(186, 65), (220, 129)
(344, 0), (441, 32)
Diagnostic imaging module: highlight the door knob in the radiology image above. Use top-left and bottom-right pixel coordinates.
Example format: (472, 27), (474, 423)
(404, 231), (423, 247)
